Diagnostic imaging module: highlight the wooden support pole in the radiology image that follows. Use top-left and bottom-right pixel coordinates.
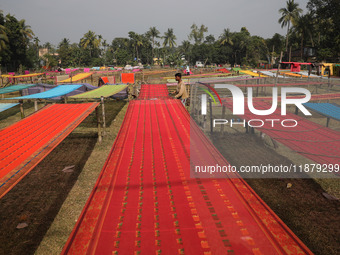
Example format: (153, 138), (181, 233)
(96, 106), (102, 143)
(295, 106), (299, 115)
(193, 84), (198, 117)
(326, 117), (330, 127)
(101, 96), (106, 135)
(20, 101), (25, 119)
(64, 97), (67, 104)
(34, 100), (38, 111)
(190, 84), (194, 116)
(275, 51), (283, 86)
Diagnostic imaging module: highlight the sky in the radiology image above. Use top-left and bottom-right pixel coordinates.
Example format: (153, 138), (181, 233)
(0, 0), (309, 47)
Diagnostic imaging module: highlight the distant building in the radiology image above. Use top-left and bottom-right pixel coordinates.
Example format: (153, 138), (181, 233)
(39, 48), (59, 58)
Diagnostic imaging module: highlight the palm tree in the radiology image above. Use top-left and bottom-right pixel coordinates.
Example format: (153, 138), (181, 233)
(147, 27), (160, 65)
(219, 28), (234, 47)
(162, 28), (177, 66)
(180, 40), (191, 64)
(128, 31), (143, 62)
(80, 30), (101, 58)
(162, 28), (177, 48)
(293, 14), (314, 59)
(278, 0), (302, 52)
(19, 19), (35, 41)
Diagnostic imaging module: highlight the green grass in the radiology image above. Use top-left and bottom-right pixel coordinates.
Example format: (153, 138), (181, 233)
(35, 102), (128, 255)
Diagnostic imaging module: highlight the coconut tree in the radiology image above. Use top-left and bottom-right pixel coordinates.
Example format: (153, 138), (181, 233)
(19, 19), (34, 41)
(292, 13), (315, 59)
(278, 0), (303, 52)
(162, 28), (177, 65)
(128, 31), (143, 62)
(147, 27), (160, 64)
(219, 28), (234, 47)
(80, 30), (101, 58)
(162, 28), (177, 48)
(180, 40), (191, 64)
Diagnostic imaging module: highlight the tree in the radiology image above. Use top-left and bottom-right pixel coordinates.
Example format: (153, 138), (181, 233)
(292, 13), (314, 59)
(265, 33), (285, 64)
(33, 37), (40, 66)
(219, 29), (233, 47)
(307, 0), (340, 60)
(58, 38), (72, 67)
(146, 27), (160, 64)
(80, 30), (101, 58)
(19, 19), (34, 41)
(2, 14), (31, 70)
(111, 37), (131, 65)
(278, 0), (303, 52)
(0, 23), (8, 53)
(188, 23), (208, 45)
(204, 35), (215, 45)
(128, 31), (143, 62)
(162, 28), (177, 48)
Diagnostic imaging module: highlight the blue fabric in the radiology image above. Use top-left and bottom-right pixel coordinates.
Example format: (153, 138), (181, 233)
(0, 84), (36, 95)
(304, 103), (340, 121)
(9, 85), (82, 99)
(0, 103), (19, 112)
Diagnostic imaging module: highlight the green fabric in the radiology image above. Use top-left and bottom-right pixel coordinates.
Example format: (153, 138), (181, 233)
(69, 85), (127, 99)
(232, 67), (242, 71)
(0, 84), (36, 95)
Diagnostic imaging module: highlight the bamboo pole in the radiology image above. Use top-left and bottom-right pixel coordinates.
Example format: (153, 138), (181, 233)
(34, 100), (38, 111)
(20, 101), (25, 119)
(96, 106), (102, 143)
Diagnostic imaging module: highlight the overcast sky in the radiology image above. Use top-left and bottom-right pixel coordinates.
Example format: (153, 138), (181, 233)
(0, 0), (309, 47)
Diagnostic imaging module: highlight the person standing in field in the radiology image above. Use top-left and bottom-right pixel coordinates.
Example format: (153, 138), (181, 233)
(173, 73), (188, 105)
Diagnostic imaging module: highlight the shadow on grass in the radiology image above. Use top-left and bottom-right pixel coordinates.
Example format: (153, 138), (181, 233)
(0, 128), (99, 253)
(78, 99), (126, 128)
(0, 102), (35, 122)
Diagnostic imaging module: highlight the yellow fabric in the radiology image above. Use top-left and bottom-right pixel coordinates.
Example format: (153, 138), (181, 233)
(1, 73), (44, 78)
(321, 63), (333, 76)
(240, 70), (268, 77)
(281, 72), (308, 78)
(59, 72), (93, 83)
(162, 73), (231, 79)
